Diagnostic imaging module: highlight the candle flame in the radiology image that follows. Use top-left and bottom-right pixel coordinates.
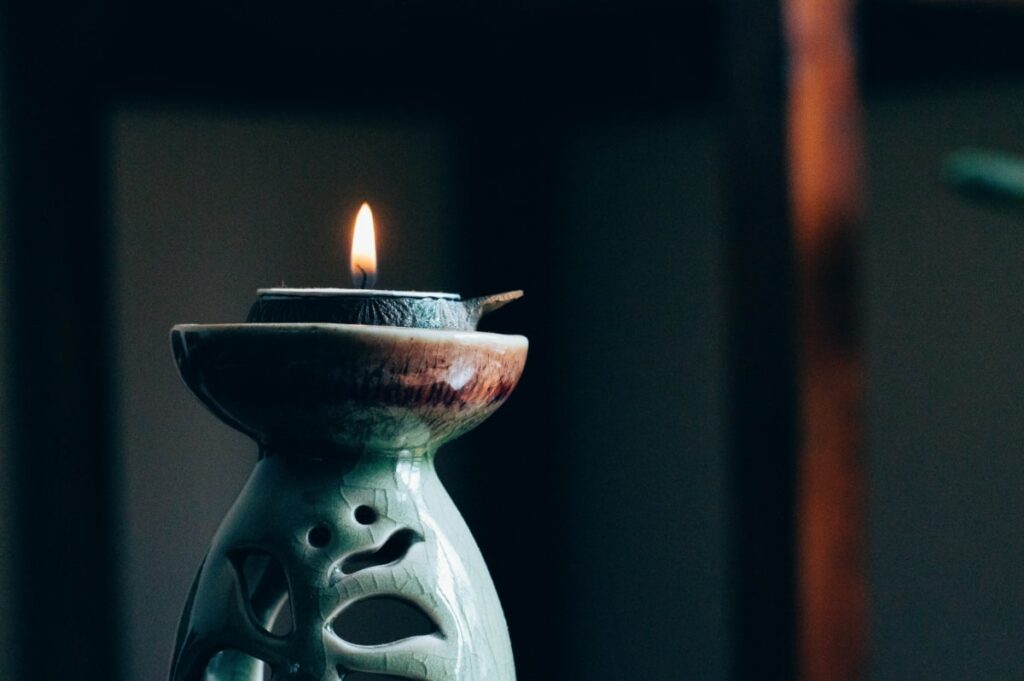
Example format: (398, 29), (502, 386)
(350, 202), (378, 288)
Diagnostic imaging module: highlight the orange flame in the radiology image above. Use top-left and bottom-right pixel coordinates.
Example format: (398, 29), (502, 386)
(350, 202), (378, 288)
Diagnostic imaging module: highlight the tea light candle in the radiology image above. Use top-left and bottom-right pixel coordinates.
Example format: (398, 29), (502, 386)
(246, 202), (521, 330)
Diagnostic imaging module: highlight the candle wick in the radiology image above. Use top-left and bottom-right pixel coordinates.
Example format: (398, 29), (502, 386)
(357, 265), (369, 289)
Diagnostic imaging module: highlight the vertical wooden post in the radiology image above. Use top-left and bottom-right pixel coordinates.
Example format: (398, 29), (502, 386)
(727, 0), (866, 676)
(785, 0), (867, 679)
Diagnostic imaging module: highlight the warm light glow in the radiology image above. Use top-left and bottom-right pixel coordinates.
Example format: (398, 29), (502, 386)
(350, 202), (378, 288)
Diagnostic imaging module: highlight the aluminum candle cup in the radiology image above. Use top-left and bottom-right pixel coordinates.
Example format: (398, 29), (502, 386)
(168, 289), (526, 681)
(247, 288), (523, 330)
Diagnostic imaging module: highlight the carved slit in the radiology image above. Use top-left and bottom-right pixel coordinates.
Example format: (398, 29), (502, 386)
(341, 529), (422, 575)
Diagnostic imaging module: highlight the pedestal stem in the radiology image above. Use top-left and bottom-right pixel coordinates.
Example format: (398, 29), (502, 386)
(172, 450), (514, 681)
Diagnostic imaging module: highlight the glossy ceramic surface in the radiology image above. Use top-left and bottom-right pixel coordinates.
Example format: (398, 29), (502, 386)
(172, 323), (526, 454)
(168, 323), (527, 681)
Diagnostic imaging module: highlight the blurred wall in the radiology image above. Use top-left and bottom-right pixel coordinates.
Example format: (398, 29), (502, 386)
(558, 115), (729, 679)
(865, 80), (1024, 679)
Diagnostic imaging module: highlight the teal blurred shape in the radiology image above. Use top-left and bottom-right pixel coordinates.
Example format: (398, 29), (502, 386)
(945, 148), (1024, 209)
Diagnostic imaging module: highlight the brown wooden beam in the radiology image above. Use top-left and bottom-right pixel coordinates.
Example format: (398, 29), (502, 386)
(785, 0), (867, 678)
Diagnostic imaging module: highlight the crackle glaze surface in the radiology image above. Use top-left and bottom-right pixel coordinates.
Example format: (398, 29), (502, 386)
(168, 323), (527, 681)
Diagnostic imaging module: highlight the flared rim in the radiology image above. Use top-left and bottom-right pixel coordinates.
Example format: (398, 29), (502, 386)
(171, 322), (528, 349)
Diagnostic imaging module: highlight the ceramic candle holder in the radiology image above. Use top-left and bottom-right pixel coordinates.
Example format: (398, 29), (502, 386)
(167, 317), (527, 681)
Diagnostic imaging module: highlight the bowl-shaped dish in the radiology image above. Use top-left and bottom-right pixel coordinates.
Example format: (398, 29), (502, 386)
(171, 323), (528, 456)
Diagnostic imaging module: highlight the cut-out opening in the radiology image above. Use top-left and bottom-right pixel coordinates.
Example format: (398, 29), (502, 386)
(332, 596), (438, 646)
(339, 670), (420, 681)
(308, 525), (332, 548)
(354, 505), (378, 525)
(341, 529), (421, 575)
(269, 591), (294, 638)
(205, 649), (271, 681)
(233, 551), (294, 637)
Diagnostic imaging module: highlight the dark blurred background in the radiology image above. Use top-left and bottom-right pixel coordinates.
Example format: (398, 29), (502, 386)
(3, 1), (1024, 680)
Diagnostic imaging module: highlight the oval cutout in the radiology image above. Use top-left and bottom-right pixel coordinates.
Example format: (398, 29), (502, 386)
(354, 505), (378, 525)
(233, 551), (294, 637)
(308, 525), (332, 548)
(332, 596), (438, 645)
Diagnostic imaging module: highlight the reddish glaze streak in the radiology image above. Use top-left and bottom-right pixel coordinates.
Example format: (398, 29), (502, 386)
(172, 325), (528, 450)
(352, 342), (526, 410)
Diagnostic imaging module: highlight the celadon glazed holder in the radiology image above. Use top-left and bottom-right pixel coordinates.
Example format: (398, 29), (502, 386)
(167, 301), (527, 681)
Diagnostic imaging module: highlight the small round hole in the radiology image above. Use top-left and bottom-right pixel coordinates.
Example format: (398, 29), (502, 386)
(354, 506), (377, 525)
(308, 525), (331, 548)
